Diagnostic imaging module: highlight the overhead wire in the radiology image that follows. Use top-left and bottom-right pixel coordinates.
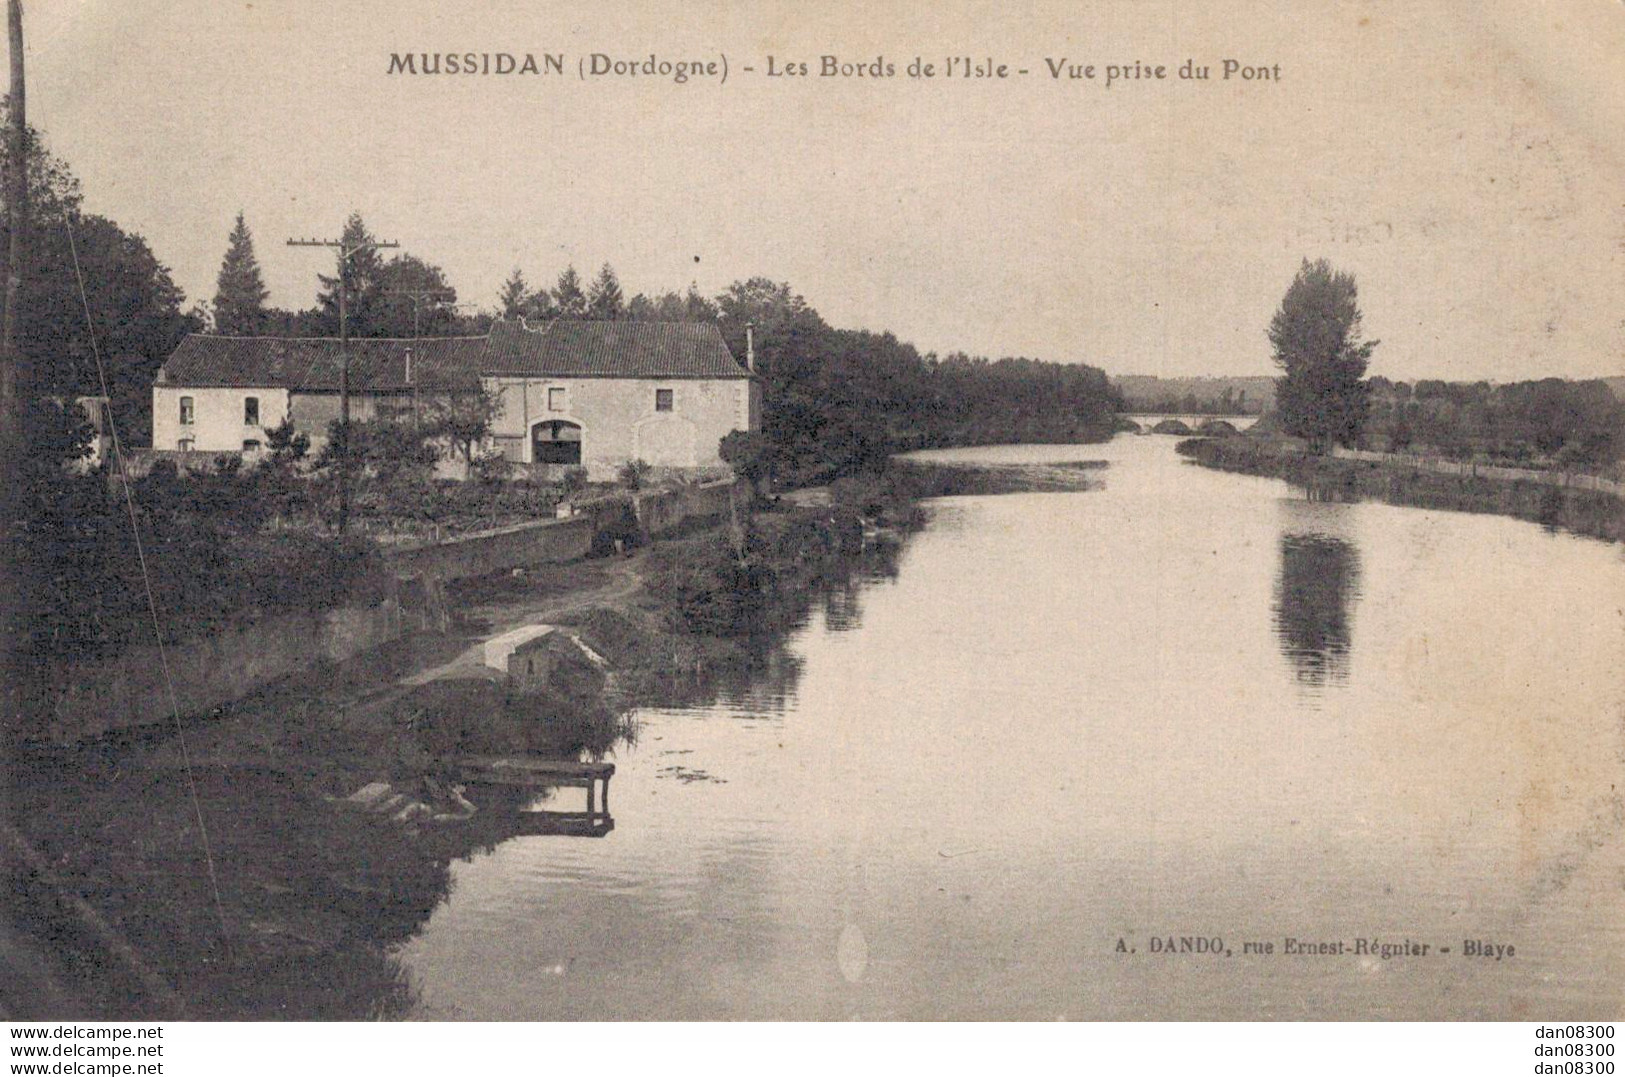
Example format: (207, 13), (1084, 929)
(65, 214), (230, 942)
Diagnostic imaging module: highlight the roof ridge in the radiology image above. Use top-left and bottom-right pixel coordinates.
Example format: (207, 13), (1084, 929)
(187, 332), (489, 343)
(508, 315), (559, 338)
(165, 318), (746, 386)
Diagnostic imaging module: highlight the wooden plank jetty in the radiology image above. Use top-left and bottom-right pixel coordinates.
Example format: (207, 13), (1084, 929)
(456, 756), (616, 823)
(456, 757), (614, 787)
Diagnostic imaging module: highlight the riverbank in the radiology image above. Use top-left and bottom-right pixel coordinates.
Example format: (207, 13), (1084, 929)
(1176, 436), (1625, 543)
(892, 458), (1105, 496)
(3, 455), (1104, 1017)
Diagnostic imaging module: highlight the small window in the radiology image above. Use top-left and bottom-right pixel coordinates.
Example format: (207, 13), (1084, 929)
(179, 396), (194, 425)
(177, 437), (195, 452)
(244, 396), (260, 426)
(242, 439), (262, 452)
(655, 389), (674, 412)
(548, 387), (566, 412)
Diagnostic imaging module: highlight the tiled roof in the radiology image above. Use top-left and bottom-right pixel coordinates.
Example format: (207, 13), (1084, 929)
(157, 319), (749, 390)
(480, 319), (749, 379)
(158, 335), (485, 391)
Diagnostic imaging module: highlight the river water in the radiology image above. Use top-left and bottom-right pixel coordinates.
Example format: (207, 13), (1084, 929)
(398, 434), (1625, 1020)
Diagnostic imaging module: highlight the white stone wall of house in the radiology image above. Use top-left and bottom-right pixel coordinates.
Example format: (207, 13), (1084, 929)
(484, 376), (756, 480)
(152, 385), (288, 454)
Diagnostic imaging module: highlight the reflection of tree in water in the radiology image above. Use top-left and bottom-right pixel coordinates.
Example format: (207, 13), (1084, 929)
(698, 642), (806, 714)
(666, 533), (908, 711)
(821, 542), (904, 633)
(1272, 532), (1362, 688)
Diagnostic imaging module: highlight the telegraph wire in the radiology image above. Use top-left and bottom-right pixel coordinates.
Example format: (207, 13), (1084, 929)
(65, 215), (231, 942)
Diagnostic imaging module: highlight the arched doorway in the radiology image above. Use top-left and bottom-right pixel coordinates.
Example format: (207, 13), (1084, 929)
(531, 419), (582, 464)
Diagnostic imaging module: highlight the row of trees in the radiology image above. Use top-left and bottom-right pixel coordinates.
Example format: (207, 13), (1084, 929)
(215, 211), (479, 340)
(217, 212), (718, 339)
(1269, 258), (1623, 469)
(705, 278), (1119, 485)
(1365, 377), (1624, 467)
(1118, 386), (1264, 416)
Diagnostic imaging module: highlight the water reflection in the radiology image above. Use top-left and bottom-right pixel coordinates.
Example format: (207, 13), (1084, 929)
(1273, 528), (1362, 688)
(397, 437), (1625, 1020)
(469, 782), (616, 839)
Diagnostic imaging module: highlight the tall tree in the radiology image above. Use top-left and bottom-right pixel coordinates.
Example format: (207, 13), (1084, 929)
(1268, 258), (1376, 453)
(32, 214), (196, 438)
(314, 212), (386, 336)
(552, 265), (586, 318)
(212, 211), (269, 335)
(683, 282), (718, 322)
(498, 267), (528, 320)
(374, 254), (457, 337)
(0, 114), (192, 441)
(586, 262), (624, 320)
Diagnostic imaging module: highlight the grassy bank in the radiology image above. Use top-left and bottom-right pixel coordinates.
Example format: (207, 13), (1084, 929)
(1177, 436), (1625, 543)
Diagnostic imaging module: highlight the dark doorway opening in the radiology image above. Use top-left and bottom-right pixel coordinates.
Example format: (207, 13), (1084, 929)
(532, 420), (582, 465)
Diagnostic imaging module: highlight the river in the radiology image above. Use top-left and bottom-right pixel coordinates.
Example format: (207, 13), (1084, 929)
(397, 434), (1625, 1020)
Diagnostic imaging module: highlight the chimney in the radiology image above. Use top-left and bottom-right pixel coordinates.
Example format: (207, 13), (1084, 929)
(745, 323), (755, 373)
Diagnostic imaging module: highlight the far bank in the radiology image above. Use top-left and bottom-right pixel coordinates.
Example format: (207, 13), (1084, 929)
(1177, 435), (1625, 543)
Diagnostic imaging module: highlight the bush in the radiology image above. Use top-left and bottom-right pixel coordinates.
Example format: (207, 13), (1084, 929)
(643, 533), (776, 637)
(588, 496), (643, 556)
(470, 449), (513, 486)
(719, 430), (773, 495)
(559, 466), (589, 499)
(618, 458), (652, 491)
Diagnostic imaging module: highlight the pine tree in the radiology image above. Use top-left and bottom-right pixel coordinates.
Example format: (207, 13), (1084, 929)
(1269, 258), (1377, 453)
(212, 212), (269, 335)
(684, 282), (718, 322)
(586, 263), (624, 320)
(315, 212), (386, 335)
(498, 267), (529, 320)
(552, 265), (586, 318)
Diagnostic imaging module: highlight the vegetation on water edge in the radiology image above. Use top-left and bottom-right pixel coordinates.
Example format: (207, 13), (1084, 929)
(1177, 436), (1625, 543)
(891, 459), (1106, 497)
(635, 470), (922, 641)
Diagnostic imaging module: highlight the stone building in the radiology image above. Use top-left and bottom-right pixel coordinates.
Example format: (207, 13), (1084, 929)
(152, 318), (760, 478)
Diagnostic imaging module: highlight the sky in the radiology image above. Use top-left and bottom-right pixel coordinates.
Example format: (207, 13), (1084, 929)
(10, 0), (1625, 380)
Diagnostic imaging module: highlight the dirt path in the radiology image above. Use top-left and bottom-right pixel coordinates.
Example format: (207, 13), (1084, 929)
(398, 554), (647, 687)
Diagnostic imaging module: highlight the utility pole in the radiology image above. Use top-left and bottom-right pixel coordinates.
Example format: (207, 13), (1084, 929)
(287, 233), (398, 533)
(387, 286), (455, 339)
(386, 287), (455, 432)
(0, 0), (25, 804)
(1, 0), (27, 478)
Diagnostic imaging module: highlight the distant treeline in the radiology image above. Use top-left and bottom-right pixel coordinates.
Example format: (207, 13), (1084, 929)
(701, 279), (1119, 485)
(1361, 376), (1624, 470)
